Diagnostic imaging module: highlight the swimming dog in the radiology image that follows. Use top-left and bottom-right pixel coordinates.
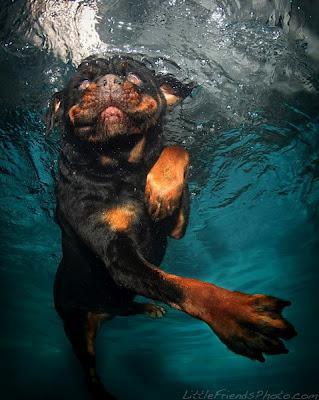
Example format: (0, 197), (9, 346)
(47, 55), (296, 399)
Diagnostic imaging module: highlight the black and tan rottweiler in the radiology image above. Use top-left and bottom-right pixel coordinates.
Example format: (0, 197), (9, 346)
(47, 55), (296, 399)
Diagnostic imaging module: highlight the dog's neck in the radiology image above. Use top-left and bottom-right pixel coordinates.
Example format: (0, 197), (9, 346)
(60, 127), (163, 173)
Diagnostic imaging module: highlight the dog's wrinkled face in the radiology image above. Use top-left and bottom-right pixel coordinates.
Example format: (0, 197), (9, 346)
(67, 57), (165, 142)
(48, 56), (193, 143)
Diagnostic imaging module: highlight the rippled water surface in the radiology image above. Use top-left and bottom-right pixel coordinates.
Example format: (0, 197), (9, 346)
(1, 1), (319, 399)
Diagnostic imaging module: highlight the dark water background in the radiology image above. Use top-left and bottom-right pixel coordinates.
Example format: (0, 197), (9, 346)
(0, 1), (319, 399)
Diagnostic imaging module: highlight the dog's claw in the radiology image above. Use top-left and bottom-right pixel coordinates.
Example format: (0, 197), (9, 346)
(142, 303), (166, 319)
(189, 287), (297, 362)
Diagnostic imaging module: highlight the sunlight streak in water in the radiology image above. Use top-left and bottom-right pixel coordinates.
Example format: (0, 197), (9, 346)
(31, 0), (108, 64)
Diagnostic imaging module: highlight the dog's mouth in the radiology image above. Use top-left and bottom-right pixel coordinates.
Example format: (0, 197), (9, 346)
(69, 96), (158, 142)
(98, 106), (129, 137)
(101, 106), (125, 124)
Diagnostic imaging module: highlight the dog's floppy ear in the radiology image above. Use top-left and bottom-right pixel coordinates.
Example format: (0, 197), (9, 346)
(45, 90), (64, 134)
(156, 74), (196, 109)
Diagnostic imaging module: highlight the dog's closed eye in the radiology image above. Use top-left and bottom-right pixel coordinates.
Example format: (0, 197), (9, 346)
(127, 73), (143, 87)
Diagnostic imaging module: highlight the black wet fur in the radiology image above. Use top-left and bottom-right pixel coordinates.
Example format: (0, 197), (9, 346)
(49, 55), (192, 399)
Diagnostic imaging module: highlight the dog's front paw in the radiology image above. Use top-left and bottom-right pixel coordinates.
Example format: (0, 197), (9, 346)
(207, 291), (297, 362)
(145, 146), (189, 220)
(145, 170), (184, 220)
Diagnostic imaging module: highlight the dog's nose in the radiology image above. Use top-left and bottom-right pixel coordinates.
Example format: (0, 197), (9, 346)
(97, 74), (123, 90)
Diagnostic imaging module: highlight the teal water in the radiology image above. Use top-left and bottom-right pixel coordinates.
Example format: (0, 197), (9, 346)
(1, 1), (319, 399)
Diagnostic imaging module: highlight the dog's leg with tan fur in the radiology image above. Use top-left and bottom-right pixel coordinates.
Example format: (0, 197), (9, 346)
(60, 309), (115, 399)
(141, 146), (296, 359)
(57, 157), (296, 364)
(145, 145), (190, 221)
(110, 238), (296, 363)
(58, 201), (296, 362)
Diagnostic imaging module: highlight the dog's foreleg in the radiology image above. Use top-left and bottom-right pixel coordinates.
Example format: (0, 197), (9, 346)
(59, 206), (296, 363)
(145, 145), (189, 220)
(110, 237), (296, 363)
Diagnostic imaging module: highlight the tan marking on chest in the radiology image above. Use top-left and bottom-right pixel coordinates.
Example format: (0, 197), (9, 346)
(101, 205), (137, 232)
(128, 136), (146, 163)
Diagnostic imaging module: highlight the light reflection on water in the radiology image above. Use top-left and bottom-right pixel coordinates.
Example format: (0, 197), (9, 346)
(0, 1), (319, 399)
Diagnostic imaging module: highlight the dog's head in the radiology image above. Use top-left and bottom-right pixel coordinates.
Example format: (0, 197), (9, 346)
(47, 55), (194, 143)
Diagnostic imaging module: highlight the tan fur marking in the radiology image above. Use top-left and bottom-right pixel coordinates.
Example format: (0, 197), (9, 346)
(160, 84), (181, 107)
(101, 205), (137, 232)
(82, 86), (97, 105)
(128, 136), (146, 163)
(86, 312), (108, 355)
(145, 146), (189, 220)
(87, 82), (97, 91)
(68, 105), (79, 125)
(170, 210), (186, 239)
(100, 155), (118, 167)
(130, 95), (158, 114)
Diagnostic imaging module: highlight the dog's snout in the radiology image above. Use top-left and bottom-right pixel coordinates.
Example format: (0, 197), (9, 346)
(97, 74), (123, 89)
